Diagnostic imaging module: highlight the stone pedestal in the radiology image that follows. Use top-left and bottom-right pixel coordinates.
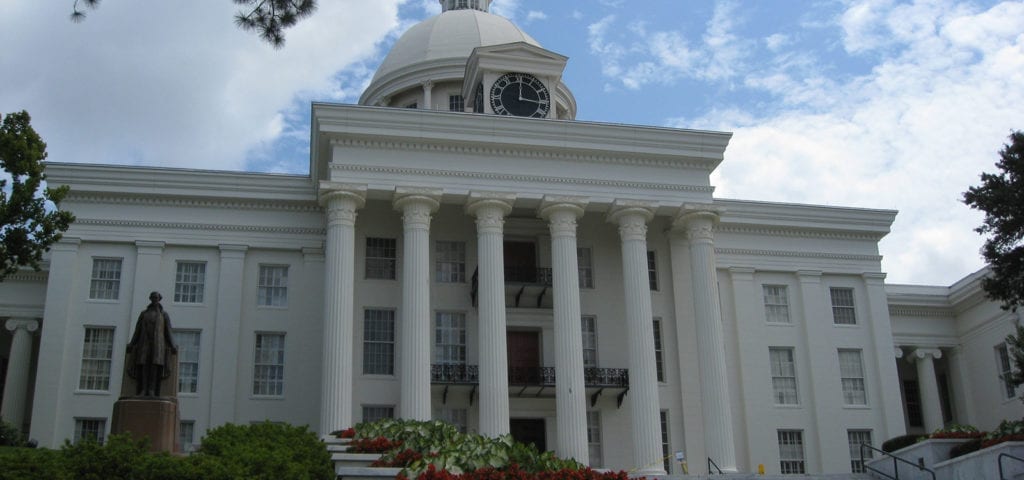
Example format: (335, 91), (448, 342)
(111, 398), (180, 453)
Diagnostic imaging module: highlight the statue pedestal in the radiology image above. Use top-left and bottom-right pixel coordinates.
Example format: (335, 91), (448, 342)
(111, 397), (180, 453)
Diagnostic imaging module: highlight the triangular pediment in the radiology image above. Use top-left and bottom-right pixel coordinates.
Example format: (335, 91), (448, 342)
(463, 42), (570, 110)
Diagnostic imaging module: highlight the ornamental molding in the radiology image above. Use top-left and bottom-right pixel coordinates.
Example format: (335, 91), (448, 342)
(5, 271), (48, 282)
(75, 218), (325, 236)
(715, 248), (883, 262)
(716, 224), (884, 241)
(888, 306), (956, 318)
(330, 162), (716, 193)
(329, 137), (719, 171)
(65, 192), (319, 213)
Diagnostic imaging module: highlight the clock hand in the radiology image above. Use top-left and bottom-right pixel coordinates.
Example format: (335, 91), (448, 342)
(518, 97), (548, 105)
(518, 82), (523, 101)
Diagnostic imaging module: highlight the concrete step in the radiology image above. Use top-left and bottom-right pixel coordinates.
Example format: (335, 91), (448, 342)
(336, 466), (402, 480)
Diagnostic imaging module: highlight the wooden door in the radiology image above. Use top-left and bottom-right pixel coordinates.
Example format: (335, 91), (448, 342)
(507, 330), (540, 384)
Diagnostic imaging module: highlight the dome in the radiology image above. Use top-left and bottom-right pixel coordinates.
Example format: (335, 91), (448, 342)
(369, 9), (541, 87)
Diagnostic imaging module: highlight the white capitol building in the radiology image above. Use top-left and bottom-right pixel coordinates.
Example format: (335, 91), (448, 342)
(0, 0), (1020, 475)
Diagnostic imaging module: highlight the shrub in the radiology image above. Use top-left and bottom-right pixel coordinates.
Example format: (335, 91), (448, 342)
(0, 421), (26, 447)
(881, 434), (921, 453)
(949, 438), (984, 459)
(929, 424), (985, 440)
(982, 419), (1024, 448)
(193, 422), (333, 480)
(0, 447), (67, 480)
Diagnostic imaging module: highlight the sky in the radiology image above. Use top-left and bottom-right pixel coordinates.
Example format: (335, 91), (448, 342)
(1, 0), (1022, 286)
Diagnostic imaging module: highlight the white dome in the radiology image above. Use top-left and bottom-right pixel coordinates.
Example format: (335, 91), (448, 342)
(371, 9), (541, 84)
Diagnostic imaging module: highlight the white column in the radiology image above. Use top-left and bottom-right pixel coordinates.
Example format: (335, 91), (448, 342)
(395, 189), (441, 421)
(540, 198), (589, 463)
(608, 201), (664, 476)
(422, 81), (434, 110)
(319, 182), (366, 434)
(210, 244), (247, 427)
(467, 192), (515, 437)
(911, 348), (945, 432)
(1, 319), (40, 429)
(676, 206), (737, 473)
(863, 273), (909, 440)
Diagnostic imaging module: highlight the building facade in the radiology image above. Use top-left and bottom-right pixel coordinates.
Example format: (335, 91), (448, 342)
(0, 0), (1021, 475)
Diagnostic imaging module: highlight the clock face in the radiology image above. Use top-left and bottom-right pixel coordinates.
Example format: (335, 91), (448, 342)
(489, 73), (551, 118)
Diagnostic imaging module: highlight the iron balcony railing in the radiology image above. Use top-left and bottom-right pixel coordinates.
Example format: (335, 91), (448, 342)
(431, 364), (629, 389)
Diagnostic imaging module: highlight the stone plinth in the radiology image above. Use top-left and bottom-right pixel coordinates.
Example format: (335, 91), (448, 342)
(111, 397), (180, 453)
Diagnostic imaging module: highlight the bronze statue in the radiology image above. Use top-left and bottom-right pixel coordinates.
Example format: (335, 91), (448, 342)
(127, 291), (177, 397)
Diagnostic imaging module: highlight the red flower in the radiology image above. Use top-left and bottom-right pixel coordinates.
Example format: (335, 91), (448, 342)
(338, 427), (356, 439)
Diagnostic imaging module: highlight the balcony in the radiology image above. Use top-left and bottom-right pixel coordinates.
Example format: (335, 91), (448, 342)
(471, 266), (554, 308)
(431, 364), (630, 408)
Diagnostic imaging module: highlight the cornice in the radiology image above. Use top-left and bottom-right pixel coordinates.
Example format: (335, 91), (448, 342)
(716, 224), (885, 241)
(64, 192), (320, 213)
(330, 162), (713, 193)
(74, 218), (325, 236)
(888, 306), (956, 318)
(715, 248), (882, 262)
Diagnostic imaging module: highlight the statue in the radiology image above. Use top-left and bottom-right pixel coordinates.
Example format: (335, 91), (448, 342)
(127, 291), (177, 397)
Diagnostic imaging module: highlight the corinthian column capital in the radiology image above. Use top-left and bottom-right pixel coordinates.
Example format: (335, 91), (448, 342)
(467, 192), (515, 233)
(674, 204), (725, 242)
(608, 200), (656, 241)
(539, 196), (587, 237)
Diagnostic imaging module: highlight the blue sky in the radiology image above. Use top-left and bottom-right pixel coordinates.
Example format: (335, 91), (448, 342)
(1, 0), (1022, 285)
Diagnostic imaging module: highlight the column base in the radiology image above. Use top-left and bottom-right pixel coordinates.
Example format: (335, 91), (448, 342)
(111, 397), (180, 453)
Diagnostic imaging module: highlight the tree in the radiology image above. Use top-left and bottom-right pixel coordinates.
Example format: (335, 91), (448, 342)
(963, 131), (1024, 311)
(1003, 323), (1024, 404)
(0, 111), (75, 282)
(71, 0), (318, 48)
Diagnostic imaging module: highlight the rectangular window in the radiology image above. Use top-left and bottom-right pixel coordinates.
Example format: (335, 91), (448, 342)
(180, 421), (196, 452)
(577, 247), (594, 288)
(449, 95), (464, 112)
(435, 241), (466, 283)
(587, 411), (603, 468)
(830, 287), (857, 325)
(89, 258), (122, 300)
(903, 380), (923, 427)
(253, 333), (285, 396)
(434, 312), (466, 366)
(366, 237), (397, 280)
(364, 309), (396, 375)
(839, 349), (868, 405)
(173, 330), (201, 394)
(79, 327), (114, 391)
(74, 418), (106, 444)
(257, 265), (288, 307)
(174, 261), (206, 303)
(778, 430), (806, 474)
(647, 251), (658, 291)
(582, 316), (598, 369)
(660, 410), (671, 473)
(770, 347), (798, 405)
(363, 405), (395, 423)
(848, 430), (873, 473)
(763, 285), (791, 323)
(437, 408), (468, 433)
(997, 343), (1016, 399)
(653, 319), (665, 382)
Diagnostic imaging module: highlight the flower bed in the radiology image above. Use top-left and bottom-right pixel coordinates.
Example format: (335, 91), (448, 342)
(347, 437), (404, 454)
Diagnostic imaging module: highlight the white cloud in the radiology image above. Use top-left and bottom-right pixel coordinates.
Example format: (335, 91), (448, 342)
(0, 1), (405, 171)
(765, 33), (791, 51)
(490, 0), (522, 19)
(525, 10), (548, 22)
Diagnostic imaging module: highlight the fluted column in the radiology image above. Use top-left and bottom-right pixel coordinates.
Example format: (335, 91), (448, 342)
(676, 205), (738, 473)
(395, 189), (441, 421)
(319, 182), (366, 435)
(540, 197), (589, 463)
(1, 319), (39, 429)
(467, 192), (515, 437)
(608, 201), (664, 476)
(910, 348), (944, 432)
(422, 81), (434, 110)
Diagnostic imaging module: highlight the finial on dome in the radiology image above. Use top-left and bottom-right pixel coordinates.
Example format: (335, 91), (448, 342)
(440, 0), (489, 12)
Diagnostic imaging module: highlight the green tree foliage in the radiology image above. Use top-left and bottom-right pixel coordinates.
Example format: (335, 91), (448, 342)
(0, 111), (74, 282)
(70, 0), (317, 48)
(963, 131), (1024, 311)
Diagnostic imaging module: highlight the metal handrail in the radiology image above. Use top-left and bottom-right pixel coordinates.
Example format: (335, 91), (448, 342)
(860, 443), (936, 480)
(1000, 452), (1024, 480)
(707, 457), (723, 474)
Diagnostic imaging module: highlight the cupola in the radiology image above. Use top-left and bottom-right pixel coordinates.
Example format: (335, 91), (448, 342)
(440, 0), (490, 12)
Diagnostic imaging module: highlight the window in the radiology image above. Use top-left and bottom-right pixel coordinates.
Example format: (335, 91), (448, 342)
(257, 265), (288, 307)
(848, 430), (873, 473)
(778, 430), (806, 474)
(436, 241), (466, 283)
(174, 262), (206, 303)
(903, 380), (923, 427)
(577, 247), (594, 288)
(587, 411), (603, 468)
(653, 319), (665, 382)
(436, 408), (467, 433)
(659, 410), (671, 473)
(74, 418), (106, 444)
(79, 327), (114, 391)
(997, 343), (1016, 399)
(647, 251), (658, 291)
(180, 421), (196, 452)
(363, 405), (395, 423)
(769, 347), (798, 405)
(434, 312), (466, 366)
(405, 102), (418, 109)
(173, 330), (201, 394)
(253, 333), (285, 396)
(449, 95), (464, 112)
(582, 316), (598, 369)
(364, 309), (396, 375)
(839, 349), (867, 405)
(830, 287), (857, 324)
(366, 237), (397, 279)
(89, 258), (122, 300)
(763, 285), (790, 323)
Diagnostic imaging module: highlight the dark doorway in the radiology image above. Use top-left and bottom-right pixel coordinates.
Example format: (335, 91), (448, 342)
(510, 418), (546, 451)
(504, 241), (537, 283)
(507, 330), (541, 384)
